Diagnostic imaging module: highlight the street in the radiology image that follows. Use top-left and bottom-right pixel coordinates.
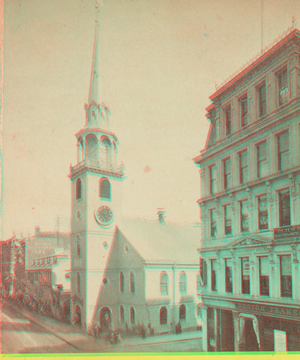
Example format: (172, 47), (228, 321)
(1, 300), (203, 354)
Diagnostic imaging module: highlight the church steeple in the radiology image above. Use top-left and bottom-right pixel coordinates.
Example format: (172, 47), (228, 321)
(85, 1), (110, 130)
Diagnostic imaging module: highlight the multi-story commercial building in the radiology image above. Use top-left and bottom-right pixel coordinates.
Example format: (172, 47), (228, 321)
(194, 28), (300, 352)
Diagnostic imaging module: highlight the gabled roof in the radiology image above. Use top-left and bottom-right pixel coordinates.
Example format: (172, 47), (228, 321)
(117, 218), (200, 264)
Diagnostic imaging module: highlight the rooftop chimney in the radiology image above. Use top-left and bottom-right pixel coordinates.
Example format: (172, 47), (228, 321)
(35, 226), (41, 236)
(157, 208), (166, 224)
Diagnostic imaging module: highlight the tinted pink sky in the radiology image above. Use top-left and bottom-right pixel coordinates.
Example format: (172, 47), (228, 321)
(3, 0), (300, 238)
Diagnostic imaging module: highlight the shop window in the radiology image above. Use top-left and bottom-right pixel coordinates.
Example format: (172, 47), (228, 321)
(100, 178), (111, 200)
(211, 260), (218, 292)
(258, 195), (268, 230)
(210, 166), (217, 195)
(257, 141), (268, 178)
(239, 151), (248, 185)
(240, 96), (248, 128)
(241, 258), (250, 295)
(225, 259), (233, 293)
(278, 132), (290, 171)
(120, 306), (125, 324)
(210, 209), (218, 239)
(160, 307), (167, 325)
(160, 272), (168, 296)
(120, 272), (125, 293)
(224, 205), (232, 236)
(225, 106), (232, 136)
(130, 307), (135, 325)
(258, 82), (267, 118)
(240, 201), (250, 233)
(259, 257), (269, 296)
(280, 255), (292, 298)
(278, 68), (289, 106)
(179, 304), (186, 322)
(179, 273), (187, 295)
(130, 272), (135, 294)
(223, 158), (232, 190)
(279, 189), (291, 227)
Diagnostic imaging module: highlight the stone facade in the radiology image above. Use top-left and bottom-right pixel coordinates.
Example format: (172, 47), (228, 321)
(194, 29), (300, 352)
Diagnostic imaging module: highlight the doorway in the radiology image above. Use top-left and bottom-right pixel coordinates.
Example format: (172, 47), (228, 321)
(240, 319), (259, 351)
(75, 305), (82, 327)
(100, 307), (112, 331)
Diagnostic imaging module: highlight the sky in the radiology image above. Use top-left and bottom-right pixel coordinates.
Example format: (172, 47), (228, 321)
(3, 0), (300, 239)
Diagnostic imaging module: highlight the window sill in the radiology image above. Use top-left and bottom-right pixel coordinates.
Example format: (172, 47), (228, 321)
(100, 197), (111, 202)
(77, 198), (82, 203)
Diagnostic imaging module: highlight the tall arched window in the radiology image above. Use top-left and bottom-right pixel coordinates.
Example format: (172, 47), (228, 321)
(100, 138), (111, 164)
(120, 272), (125, 293)
(87, 137), (98, 163)
(120, 306), (125, 324)
(180, 273), (187, 295)
(160, 307), (167, 325)
(130, 272), (135, 294)
(197, 273), (201, 293)
(77, 273), (81, 295)
(160, 272), (168, 295)
(77, 236), (81, 258)
(130, 307), (135, 325)
(179, 304), (186, 322)
(76, 179), (82, 200)
(100, 178), (111, 200)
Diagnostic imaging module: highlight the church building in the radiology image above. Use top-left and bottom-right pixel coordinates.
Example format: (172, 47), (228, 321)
(69, 4), (201, 334)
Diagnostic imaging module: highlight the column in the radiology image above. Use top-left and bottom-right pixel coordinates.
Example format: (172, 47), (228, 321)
(270, 254), (280, 299)
(268, 133), (276, 176)
(207, 261), (212, 292)
(201, 306), (208, 352)
(232, 253), (238, 295)
(232, 152), (239, 188)
(232, 311), (240, 352)
(291, 246), (299, 300)
(248, 85), (256, 125)
(251, 255), (259, 297)
(289, 52), (300, 101)
(219, 258), (225, 295)
(248, 143), (256, 182)
(232, 97), (239, 134)
(267, 73), (276, 114)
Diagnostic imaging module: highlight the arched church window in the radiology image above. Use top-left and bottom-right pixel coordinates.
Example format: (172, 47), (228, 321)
(179, 304), (186, 322)
(76, 179), (82, 200)
(130, 307), (135, 325)
(180, 272), (187, 295)
(130, 272), (135, 294)
(77, 273), (81, 295)
(120, 272), (125, 293)
(120, 306), (125, 324)
(100, 178), (111, 200)
(160, 272), (168, 295)
(160, 307), (167, 325)
(87, 137), (98, 163)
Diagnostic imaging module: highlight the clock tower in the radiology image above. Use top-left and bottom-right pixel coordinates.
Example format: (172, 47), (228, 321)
(69, 3), (124, 330)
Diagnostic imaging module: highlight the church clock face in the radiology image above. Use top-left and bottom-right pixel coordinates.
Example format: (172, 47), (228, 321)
(96, 206), (114, 226)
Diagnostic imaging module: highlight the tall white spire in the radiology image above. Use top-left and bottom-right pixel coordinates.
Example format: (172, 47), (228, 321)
(85, 1), (110, 130)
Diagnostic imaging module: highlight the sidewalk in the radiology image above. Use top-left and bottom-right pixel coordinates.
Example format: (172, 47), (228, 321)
(11, 301), (202, 353)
